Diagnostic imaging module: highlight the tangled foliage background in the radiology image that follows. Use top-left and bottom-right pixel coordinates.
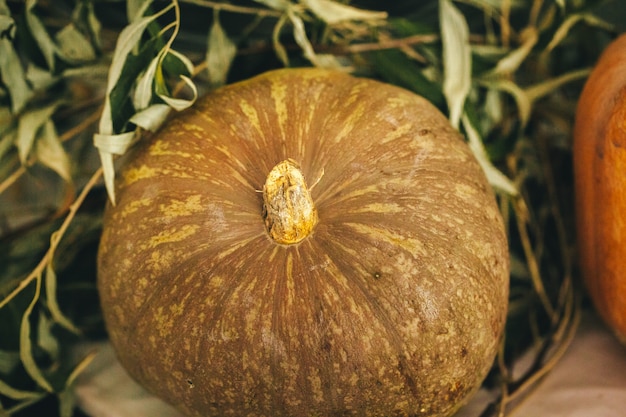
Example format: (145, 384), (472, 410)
(1, 0), (625, 416)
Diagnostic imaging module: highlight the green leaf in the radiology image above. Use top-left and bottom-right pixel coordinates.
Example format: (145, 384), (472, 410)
(368, 49), (446, 110)
(302, 0), (387, 24)
(34, 121), (72, 182)
(206, 10), (237, 87)
(439, 0), (471, 129)
(98, 2), (174, 135)
(0, 39), (33, 113)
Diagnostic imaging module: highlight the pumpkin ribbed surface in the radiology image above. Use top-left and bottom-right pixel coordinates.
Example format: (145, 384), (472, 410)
(574, 33), (626, 343)
(97, 68), (509, 417)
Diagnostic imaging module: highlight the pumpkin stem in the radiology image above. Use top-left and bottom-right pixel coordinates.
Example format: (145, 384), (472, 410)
(262, 159), (318, 244)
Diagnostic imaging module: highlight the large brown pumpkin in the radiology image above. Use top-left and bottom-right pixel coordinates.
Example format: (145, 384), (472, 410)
(97, 68), (509, 417)
(574, 33), (626, 343)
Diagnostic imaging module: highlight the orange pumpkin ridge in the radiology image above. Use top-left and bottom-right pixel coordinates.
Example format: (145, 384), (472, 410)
(574, 33), (626, 343)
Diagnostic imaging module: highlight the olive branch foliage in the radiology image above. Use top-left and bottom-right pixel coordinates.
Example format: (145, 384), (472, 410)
(0, 0), (622, 415)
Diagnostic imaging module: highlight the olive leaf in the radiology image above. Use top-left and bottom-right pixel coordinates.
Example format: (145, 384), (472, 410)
(55, 23), (97, 62)
(0, 378), (43, 401)
(25, 0), (58, 71)
(302, 0), (387, 24)
(206, 10), (237, 87)
(20, 277), (54, 393)
(545, 12), (614, 52)
(0, 37), (33, 113)
(488, 28), (538, 75)
(16, 102), (62, 164)
(44, 262), (80, 334)
(462, 113), (518, 196)
(34, 121), (72, 182)
(130, 104), (172, 132)
(479, 77), (532, 127)
(439, 0), (471, 129)
(287, 7), (341, 68)
(96, 1), (175, 203)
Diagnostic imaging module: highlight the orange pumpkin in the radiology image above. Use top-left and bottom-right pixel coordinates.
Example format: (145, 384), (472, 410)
(574, 33), (626, 342)
(97, 68), (509, 417)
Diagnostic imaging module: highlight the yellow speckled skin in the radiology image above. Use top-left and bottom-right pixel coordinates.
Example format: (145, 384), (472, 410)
(98, 68), (509, 417)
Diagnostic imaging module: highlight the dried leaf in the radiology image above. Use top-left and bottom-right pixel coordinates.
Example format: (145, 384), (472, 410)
(525, 68), (591, 102)
(156, 75), (197, 111)
(462, 113), (518, 196)
(272, 13), (290, 66)
(130, 104), (171, 131)
(480, 77), (532, 127)
(45, 262), (80, 334)
(34, 121), (72, 182)
(26, 0), (58, 71)
(302, 0), (387, 24)
(20, 277), (54, 393)
(94, 132), (136, 204)
(55, 23), (96, 62)
(0, 379), (43, 401)
(127, 0), (154, 21)
(0, 39), (32, 113)
(134, 54), (162, 110)
(206, 11), (237, 87)
(37, 311), (60, 360)
(26, 64), (56, 91)
(16, 103), (61, 164)
(439, 0), (471, 129)
(254, 0), (290, 11)
(288, 8), (341, 68)
(545, 13), (614, 52)
(490, 28), (538, 75)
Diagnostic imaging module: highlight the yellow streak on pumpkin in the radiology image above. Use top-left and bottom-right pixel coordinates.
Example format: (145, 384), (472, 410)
(380, 122), (412, 144)
(123, 164), (157, 185)
(117, 198), (152, 219)
(145, 224), (200, 249)
(159, 195), (204, 217)
(238, 100), (263, 138)
(347, 202), (404, 214)
(271, 80), (287, 141)
(149, 139), (195, 159)
(346, 222), (427, 257)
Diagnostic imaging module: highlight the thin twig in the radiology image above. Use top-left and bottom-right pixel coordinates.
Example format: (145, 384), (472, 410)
(0, 167), (103, 310)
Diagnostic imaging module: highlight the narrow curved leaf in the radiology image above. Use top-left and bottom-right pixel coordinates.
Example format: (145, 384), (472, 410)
(440, 0), (471, 129)
(206, 11), (237, 87)
(45, 262), (80, 334)
(462, 113), (518, 196)
(0, 38), (32, 113)
(302, 0), (387, 24)
(20, 277), (54, 393)
(34, 120), (72, 181)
